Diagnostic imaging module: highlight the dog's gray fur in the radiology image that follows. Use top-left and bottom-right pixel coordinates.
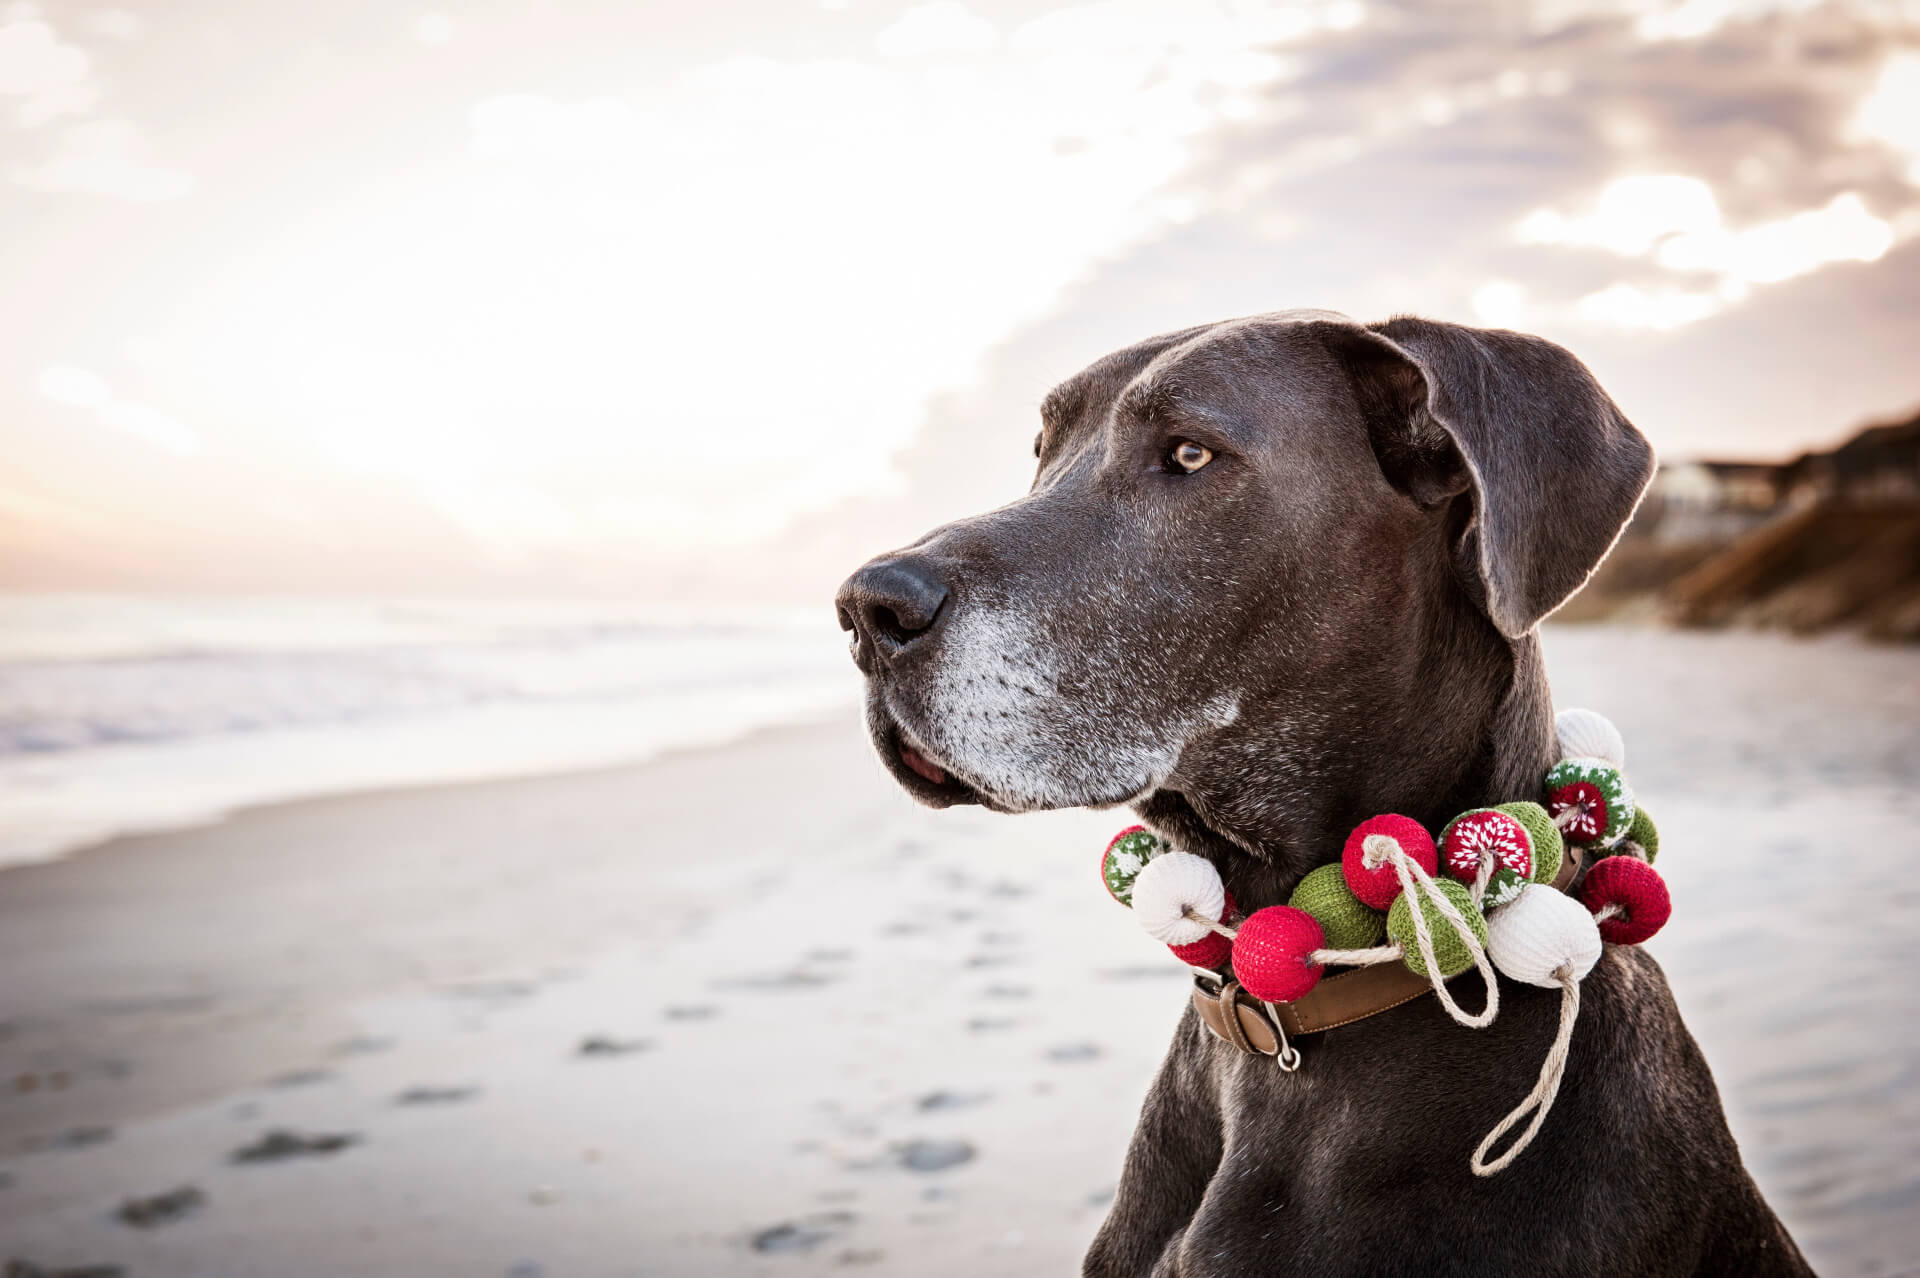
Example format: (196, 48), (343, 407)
(835, 311), (1812, 1276)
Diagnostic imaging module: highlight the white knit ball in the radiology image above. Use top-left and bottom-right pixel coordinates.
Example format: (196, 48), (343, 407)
(1129, 852), (1226, 946)
(1554, 708), (1625, 770)
(1486, 884), (1603, 989)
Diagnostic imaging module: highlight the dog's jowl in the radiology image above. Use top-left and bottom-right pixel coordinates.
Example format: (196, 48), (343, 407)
(836, 311), (1812, 1277)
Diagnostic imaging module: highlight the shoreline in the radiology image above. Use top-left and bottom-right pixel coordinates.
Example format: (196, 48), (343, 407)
(3, 708), (858, 877)
(0, 712), (877, 1147)
(2, 626), (1916, 1274)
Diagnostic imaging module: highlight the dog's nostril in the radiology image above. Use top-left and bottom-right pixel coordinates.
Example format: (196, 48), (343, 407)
(835, 556), (951, 666)
(871, 605), (917, 647)
(836, 605), (856, 634)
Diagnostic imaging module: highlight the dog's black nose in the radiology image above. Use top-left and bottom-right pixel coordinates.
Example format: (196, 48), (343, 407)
(835, 557), (950, 672)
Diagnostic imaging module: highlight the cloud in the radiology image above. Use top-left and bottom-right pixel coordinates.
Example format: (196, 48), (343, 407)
(413, 12), (455, 46)
(1573, 281), (1723, 330)
(37, 364), (200, 453)
(1851, 50), (1920, 185)
(820, 0), (1920, 541)
(1519, 175), (1722, 257)
(0, 13), (95, 124)
(84, 9), (142, 41)
(874, 2), (999, 57)
(1515, 178), (1896, 325)
(178, 1), (1377, 554)
(1, 12), (193, 199)
(14, 118), (193, 200)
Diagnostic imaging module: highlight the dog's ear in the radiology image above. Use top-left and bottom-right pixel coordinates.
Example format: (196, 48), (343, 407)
(1320, 316), (1655, 638)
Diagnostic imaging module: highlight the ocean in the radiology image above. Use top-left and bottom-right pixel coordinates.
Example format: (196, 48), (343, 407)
(0, 595), (858, 867)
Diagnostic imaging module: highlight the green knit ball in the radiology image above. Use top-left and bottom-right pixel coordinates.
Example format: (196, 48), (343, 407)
(1624, 805), (1659, 864)
(1289, 863), (1384, 951)
(1387, 878), (1487, 979)
(1497, 801), (1565, 886)
(1102, 827), (1169, 906)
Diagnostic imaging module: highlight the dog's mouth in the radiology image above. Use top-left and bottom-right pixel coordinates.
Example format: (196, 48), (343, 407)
(870, 704), (986, 809)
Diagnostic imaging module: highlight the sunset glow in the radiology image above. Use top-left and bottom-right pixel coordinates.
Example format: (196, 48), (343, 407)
(3, 1), (1918, 594)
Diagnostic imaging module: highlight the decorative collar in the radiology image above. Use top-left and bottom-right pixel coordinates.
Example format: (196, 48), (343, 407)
(1095, 708), (1668, 1176)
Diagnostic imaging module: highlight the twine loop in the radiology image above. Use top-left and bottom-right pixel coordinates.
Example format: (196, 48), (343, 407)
(1471, 964), (1581, 1176)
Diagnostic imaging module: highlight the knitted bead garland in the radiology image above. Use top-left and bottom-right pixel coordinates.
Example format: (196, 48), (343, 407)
(1342, 814), (1438, 909)
(1130, 852), (1228, 947)
(1486, 883), (1602, 988)
(1439, 808), (1533, 907)
(1580, 856), (1672, 945)
(1388, 878), (1487, 979)
(1289, 863), (1385, 950)
(1090, 705), (1671, 1181)
(1545, 757), (1635, 847)
(1101, 824), (1170, 906)
(1231, 905), (1326, 1003)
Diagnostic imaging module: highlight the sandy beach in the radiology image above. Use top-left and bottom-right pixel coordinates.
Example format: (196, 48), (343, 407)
(3, 625), (1918, 1276)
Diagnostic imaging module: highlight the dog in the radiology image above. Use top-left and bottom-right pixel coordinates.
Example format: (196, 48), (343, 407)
(834, 312), (1812, 1276)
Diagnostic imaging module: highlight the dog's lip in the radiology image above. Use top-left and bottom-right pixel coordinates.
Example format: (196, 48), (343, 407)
(873, 706), (985, 808)
(898, 743), (948, 786)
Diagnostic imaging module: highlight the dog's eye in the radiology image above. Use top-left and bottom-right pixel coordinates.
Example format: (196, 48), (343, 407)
(1169, 441), (1213, 473)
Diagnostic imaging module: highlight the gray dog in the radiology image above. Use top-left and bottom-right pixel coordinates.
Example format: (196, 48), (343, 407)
(835, 312), (1811, 1276)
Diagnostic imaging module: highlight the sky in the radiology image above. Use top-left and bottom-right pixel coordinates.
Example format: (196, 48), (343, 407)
(1, 0), (1917, 599)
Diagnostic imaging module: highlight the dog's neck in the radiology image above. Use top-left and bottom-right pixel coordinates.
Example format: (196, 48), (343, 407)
(1135, 599), (1559, 912)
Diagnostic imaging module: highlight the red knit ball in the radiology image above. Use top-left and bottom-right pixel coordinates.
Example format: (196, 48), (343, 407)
(1168, 892), (1237, 970)
(1580, 856), (1672, 945)
(1341, 814), (1438, 909)
(1231, 905), (1325, 1003)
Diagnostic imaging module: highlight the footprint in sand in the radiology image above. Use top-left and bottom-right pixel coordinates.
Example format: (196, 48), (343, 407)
(230, 1129), (359, 1163)
(266, 1068), (333, 1089)
(749, 1210), (857, 1254)
(394, 1085), (480, 1105)
(117, 1184), (205, 1228)
(663, 1004), (718, 1022)
(576, 1035), (650, 1057)
(6, 1260), (125, 1277)
(966, 1017), (1018, 1033)
(717, 969), (839, 992)
(892, 1139), (975, 1172)
(914, 1090), (990, 1113)
(34, 1125), (113, 1151)
(330, 1034), (394, 1056)
(1046, 1042), (1103, 1064)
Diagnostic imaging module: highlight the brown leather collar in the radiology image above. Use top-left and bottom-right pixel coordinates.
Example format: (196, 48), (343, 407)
(1193, 846), (1585, 1055)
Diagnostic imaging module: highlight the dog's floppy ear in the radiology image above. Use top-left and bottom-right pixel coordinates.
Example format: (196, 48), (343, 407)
(1321, 315), (1655, 638)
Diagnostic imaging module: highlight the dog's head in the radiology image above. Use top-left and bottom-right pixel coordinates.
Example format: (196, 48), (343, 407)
(835, 312), (1653, 819)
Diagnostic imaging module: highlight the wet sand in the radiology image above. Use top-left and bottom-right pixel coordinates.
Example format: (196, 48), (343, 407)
(2, 627), (1917, 1275)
